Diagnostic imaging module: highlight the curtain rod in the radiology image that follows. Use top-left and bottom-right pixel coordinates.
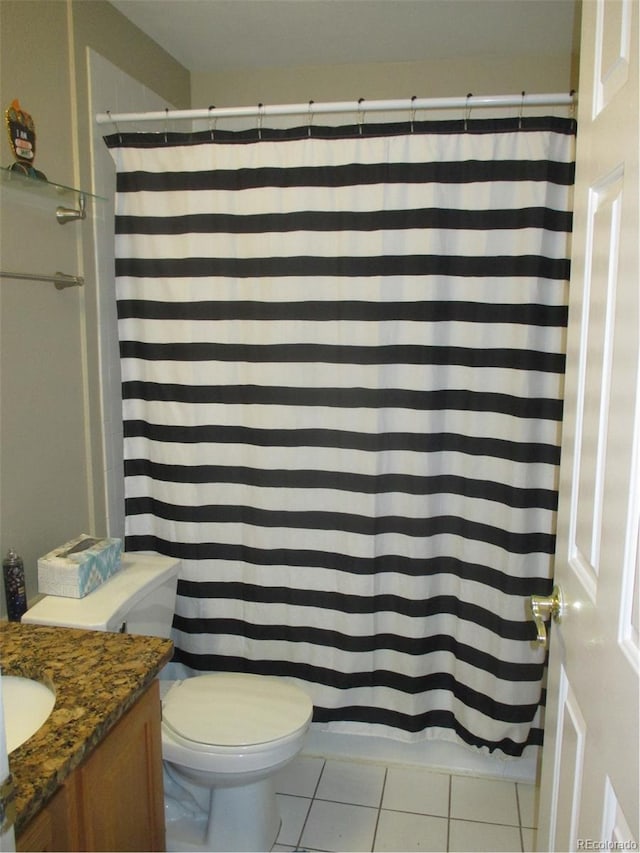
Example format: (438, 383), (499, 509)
(96, 92), (575, 126)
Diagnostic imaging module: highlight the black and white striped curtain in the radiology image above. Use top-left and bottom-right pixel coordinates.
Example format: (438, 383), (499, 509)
(106, 116), (575, 757)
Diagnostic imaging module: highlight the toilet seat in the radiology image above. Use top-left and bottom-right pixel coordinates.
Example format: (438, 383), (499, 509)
(162, 672), (313, 748)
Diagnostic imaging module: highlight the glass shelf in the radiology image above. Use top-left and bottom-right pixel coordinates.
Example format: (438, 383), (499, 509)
(0, 166), (106, 204)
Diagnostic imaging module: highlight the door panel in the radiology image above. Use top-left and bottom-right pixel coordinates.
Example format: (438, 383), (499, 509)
(537, 0), (639, 849)
(551, 668), (587, 852)
(572, 165), (625, 591)
(594, 0), (632, 112)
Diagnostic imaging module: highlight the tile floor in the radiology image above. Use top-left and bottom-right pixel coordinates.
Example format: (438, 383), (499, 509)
(273, 755), (538, 852)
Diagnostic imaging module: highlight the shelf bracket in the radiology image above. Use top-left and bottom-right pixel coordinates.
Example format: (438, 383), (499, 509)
(56, 192), (86, 225)
(0, 270), (84, 288)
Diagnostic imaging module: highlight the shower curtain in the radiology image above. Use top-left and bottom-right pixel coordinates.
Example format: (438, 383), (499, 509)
(106, 115), (575, 757)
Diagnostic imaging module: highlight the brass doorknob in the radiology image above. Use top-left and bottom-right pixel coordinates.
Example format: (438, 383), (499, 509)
(530, 586), (564, 648)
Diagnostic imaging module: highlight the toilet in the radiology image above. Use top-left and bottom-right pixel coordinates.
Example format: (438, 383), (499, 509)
(22, 552), (313, 852)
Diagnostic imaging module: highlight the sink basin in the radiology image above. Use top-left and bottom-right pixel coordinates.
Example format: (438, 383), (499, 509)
(1, 676), (56, 753)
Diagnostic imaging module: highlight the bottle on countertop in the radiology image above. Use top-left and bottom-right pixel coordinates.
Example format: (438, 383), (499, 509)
(3, 547), (27, 621)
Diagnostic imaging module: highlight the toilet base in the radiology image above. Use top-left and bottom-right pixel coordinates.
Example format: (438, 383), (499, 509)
(166, 777), (282, 852)
(165, 814), (208, 853)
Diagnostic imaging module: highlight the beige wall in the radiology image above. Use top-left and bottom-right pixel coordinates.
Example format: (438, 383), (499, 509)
(191, 0), (581, 111)
(0, 0), (189, 612)
(192, 52), (579, 114)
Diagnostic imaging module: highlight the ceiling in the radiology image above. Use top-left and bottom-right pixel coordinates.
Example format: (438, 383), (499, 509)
(110, 0), (578, 74)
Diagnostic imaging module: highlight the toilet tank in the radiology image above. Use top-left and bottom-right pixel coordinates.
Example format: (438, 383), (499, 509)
(22, 553), (180, 637)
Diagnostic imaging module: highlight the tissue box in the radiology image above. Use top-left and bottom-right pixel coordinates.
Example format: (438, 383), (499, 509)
(38, 534), (123, 598)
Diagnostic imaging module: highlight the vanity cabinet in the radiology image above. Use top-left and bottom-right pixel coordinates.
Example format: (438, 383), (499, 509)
(16, 681), (165, 852)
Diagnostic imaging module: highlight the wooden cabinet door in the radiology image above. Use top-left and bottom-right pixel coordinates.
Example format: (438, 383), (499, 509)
(16, 783), (75, 852)
(74, 681), (165, 852)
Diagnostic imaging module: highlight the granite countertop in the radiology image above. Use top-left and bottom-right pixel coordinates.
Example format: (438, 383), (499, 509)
(0, 620), (173, 835)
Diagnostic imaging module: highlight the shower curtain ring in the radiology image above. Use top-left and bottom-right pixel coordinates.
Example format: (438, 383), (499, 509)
(410, 95), (417, 133)
(106, 110), (123, 144)
(357, 97), (365, 135)
(164, 107), (170, 142)
(208, 105), (217, 140)
(518, 91), (526, 129)
(308, 100), (314, 137)
(464, 93), (473, 131)
(257, 103), (264, 140)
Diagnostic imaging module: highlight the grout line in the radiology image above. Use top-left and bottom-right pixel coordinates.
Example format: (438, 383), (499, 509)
(370, 766), (388, 852)
(515, 782), (523, 825)
(295, 758), (326, 850)
(516, 783), (525, 853)
(446, 773), (452, 852)
(296, 798), (313, 852)
(312, 758), (326, 798)
(381, 805), (455, 818)
(311, 797), (380, 809)
(449, 817), (525, 828)
(378, 766), (388, 809)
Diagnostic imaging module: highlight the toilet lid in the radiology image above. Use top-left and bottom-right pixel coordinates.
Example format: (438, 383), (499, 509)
(162, 673), (313, 747)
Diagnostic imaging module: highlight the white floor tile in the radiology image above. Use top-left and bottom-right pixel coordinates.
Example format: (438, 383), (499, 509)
(517, 783), (539, 828)
(273, 756), (537, 852)
(382, 765), (450, 817)
(374, 809), (448, 852)
(450, 775), (520, 826)
(449, 818), (523, 852)
(276, 793), (312, 847)
(301, 800), (379, 852)
(275, 755), (325, 797)
(315, 758), (386, 807)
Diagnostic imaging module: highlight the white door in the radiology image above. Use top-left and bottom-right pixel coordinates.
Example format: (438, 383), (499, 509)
(537, 0), (639, 850)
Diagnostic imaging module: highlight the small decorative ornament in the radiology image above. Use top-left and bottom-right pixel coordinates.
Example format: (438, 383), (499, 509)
(4, 98), (47, 180)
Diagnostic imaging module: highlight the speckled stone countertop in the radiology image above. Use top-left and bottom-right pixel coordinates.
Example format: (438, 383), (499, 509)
(0, 620), (173, 835)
